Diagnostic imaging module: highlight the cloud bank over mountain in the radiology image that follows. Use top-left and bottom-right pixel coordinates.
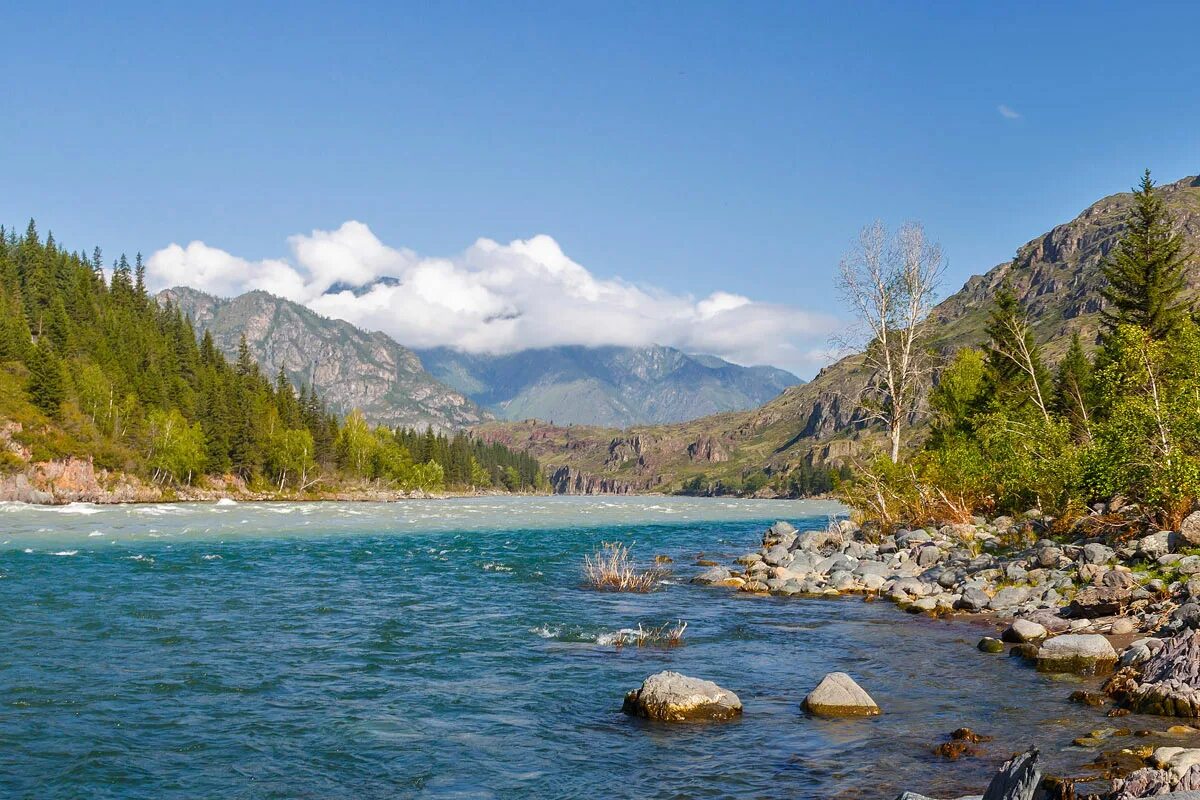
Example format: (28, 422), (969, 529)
(147, 221), (837, 374)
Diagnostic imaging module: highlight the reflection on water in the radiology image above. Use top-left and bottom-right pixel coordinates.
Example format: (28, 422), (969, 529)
(0, 497), (1140, 798)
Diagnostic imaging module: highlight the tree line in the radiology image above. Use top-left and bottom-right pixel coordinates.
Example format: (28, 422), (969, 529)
(838, 170), (1200, 529)
(0, 221), (543, 493)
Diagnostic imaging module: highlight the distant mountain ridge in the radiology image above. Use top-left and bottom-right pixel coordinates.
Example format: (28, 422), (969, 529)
(415, 345), (803, 427)
(158, 287), (490, 431)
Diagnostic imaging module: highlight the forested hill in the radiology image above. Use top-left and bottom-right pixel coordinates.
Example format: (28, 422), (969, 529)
(478, 173), (1200, 496)
(0, 222), (542, 500)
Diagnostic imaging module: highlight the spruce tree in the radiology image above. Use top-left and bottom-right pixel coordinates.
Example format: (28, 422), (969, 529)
(1101, 170), (1192, 339)
(27, 338), (65, 415)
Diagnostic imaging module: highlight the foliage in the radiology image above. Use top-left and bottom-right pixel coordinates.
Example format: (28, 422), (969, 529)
(147, 408), (206, 484)
(839, 170), (1200, 530)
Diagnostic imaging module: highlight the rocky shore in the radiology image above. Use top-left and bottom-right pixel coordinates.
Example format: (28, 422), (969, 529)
(689, 504), (1200, 799)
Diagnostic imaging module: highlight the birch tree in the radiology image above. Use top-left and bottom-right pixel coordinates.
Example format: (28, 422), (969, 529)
(837, 222), (945, 462)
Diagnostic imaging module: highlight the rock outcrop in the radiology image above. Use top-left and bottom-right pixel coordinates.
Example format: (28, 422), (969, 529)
(548, 466), (635, 495)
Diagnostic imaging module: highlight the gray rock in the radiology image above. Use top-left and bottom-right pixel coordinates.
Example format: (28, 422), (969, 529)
(1081, 543), (1116, 565)
(1003, 563), (1028, 582)
(767, 520), (797, 537)
(890, 576), (928, 598)
(989, 586), (1032, 610)
(763, 545), (792, 567)
(1102, 569), (1138, 589)
(1138, 531), (1174, 560)
(1110, 617), (1136, 635)
(896, 529), (932, 548)
(801, 672), (880, 716)
(1181, 511), (1200, 547)
(622, 671), (742, 722)
(1003, 619), (1047, 643)
(1036, 634), (1117, 673)
(854, 560), (889, 577)
(957, 587), (990, 612)
(691, 566), (732, 585)
(1035, 546), (1063, 568)
(915, 544), (943, 568)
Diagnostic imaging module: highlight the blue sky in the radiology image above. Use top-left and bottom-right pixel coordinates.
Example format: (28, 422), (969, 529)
(3, 3), (1199, 374)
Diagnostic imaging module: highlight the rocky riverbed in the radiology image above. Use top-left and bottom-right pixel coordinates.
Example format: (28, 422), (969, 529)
(690, 504), (1200, 799)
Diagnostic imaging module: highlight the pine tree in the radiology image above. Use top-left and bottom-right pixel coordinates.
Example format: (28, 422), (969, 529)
(1101, 170), (1192, 339)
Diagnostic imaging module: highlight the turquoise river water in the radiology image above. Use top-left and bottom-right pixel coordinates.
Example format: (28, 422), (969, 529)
(0, 496), (1124, 799)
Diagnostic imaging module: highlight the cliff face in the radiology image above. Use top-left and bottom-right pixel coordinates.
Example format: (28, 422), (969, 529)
(159, 287), (491, 431)
(477, 175), (1200, 492)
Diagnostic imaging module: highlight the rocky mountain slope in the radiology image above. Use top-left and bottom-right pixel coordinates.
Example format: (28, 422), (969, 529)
(415, 345), (801, 427)
(159, 287), (490, 430)
(476, 174), (1200, 493)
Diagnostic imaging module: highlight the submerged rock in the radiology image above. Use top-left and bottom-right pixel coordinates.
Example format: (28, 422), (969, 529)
(978, 637), (1005, 654)
(1036, 633), (1118, 674)
(802, 671), (880, 717)
(622, 671), (742, 722)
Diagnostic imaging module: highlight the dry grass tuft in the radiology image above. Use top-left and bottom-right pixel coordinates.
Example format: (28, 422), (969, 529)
(611, 620), (688, 648)
(583, 542), (666, 592)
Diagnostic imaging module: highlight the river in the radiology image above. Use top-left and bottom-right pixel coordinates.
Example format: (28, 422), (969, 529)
(0, 496), (1118, 799)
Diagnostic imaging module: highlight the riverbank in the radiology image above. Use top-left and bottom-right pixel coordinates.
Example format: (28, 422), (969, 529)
(690, 506), (1200, 798)
(0, 455), (547, 505)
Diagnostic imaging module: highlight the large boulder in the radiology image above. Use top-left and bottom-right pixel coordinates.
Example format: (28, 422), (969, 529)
(1181, 511), (1200, 547)
(802, 672), (880, 717)
(1066, 585), (1133, 618)
(1036, 634), (1117, 674)
(622, 671), (742, 722)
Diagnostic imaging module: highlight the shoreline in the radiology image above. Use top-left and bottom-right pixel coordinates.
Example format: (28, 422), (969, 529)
(691, 513), (1200, 799)
(0, 456), (838, 506)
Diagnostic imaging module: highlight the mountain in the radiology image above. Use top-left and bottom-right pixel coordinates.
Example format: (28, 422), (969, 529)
(476, 174), (1200, 493)
(159, 287), (491, 431)
(414, 345), (802, 427)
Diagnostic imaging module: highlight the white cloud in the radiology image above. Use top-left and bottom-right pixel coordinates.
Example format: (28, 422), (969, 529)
(146, 222), (839, 374)
(997, 104), (1021, 120)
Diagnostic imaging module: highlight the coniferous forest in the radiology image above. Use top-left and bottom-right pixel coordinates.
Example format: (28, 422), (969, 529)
(0, 222), (543, 494)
